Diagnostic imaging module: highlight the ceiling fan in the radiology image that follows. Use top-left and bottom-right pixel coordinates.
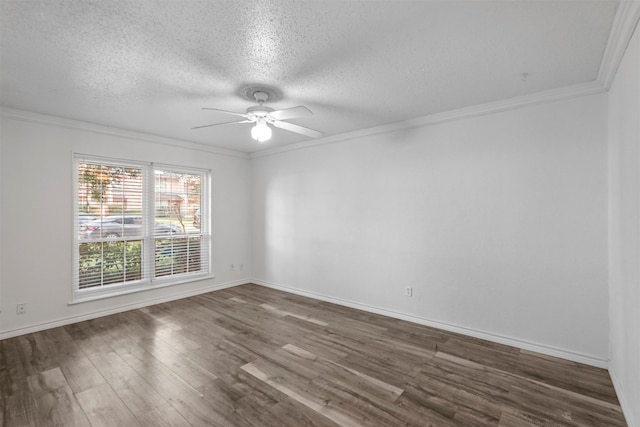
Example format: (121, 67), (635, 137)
(192, 90), (324, 143)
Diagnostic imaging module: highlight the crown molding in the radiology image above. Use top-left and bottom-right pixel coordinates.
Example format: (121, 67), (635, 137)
(7, 1), (635, 162)
(598, 0), (640, 90)
(252, 1), (640, 160)
(251, 80), (605, 159)
(0, 107), (250, 159)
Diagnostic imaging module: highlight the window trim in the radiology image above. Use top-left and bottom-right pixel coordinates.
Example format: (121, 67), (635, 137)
(72, 154), (212, 303)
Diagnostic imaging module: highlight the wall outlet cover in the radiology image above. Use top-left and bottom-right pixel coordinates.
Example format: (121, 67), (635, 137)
(16, 303), (27, 315)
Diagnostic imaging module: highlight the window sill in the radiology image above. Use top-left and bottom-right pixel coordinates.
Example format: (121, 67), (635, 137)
(69, 273), (216, 305)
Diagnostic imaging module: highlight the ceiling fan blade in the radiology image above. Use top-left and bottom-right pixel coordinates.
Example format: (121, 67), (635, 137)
(191, 120), (252, 130)
(273, 120), (324, 138)
(201, 107), (249, 118)
(269, 106), (313, 121)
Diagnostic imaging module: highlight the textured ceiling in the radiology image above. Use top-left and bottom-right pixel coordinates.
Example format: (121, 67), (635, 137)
(1, 1), (619, 153)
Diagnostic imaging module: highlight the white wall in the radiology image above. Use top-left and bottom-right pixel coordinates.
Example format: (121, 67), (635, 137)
(252, 93), (609, 364)
(608, 23), (640, 426)
(1, 92), (612, 367)
(0, 114), (252, 337)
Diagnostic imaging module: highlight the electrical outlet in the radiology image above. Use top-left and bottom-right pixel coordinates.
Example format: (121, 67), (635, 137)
(404, 287), (412, 297)
(16, 303), (26, 315)
(230, 264), (235, 271)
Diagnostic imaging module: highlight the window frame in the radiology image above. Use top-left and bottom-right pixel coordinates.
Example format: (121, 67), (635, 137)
(72, 154), (212, 303)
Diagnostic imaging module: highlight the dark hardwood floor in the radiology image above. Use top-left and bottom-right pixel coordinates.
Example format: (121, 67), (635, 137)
(0, 284), (627, 426)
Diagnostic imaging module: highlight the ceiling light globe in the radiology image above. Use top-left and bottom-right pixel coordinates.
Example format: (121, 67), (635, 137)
(251, 121), (272, 142)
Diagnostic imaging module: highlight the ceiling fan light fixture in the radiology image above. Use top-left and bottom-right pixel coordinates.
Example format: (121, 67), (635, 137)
(251, 119), (272, 142)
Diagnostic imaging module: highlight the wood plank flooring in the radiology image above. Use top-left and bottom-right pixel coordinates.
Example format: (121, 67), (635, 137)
(0, 284), (627, 426)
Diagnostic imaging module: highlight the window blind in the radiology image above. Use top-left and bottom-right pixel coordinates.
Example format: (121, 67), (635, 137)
(153, 168), (209, 280)
(74, 156), (210, 300)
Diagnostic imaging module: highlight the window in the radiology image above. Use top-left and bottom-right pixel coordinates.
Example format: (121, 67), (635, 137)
(74, 155), (210, 301)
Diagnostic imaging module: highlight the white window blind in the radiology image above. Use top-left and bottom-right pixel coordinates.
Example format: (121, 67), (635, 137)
(153, 167), (209, 280)
(74, 156), (210, 301)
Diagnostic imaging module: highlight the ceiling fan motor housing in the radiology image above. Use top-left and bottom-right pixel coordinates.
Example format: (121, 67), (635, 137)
(246, 105), (275, 118)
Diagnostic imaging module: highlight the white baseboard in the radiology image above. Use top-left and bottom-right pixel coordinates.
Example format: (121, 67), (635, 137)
(609, 365), (636, 427)
(2, 278), (609, 370)
(252, 279), (609, 369)
(0, 279), (250, 340)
